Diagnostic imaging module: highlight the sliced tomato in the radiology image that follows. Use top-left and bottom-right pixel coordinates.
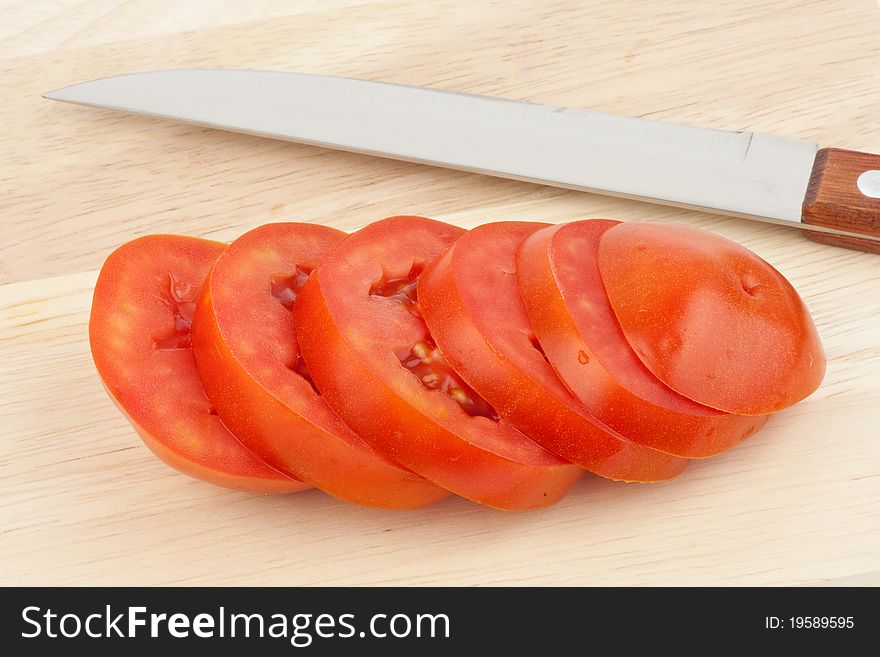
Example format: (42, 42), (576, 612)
(516, 220), (768, 457)
(191, 223), (449, 509)
(597, 222), (826, 415)
(293, 216), (582, 510)
(89, 235), (308, 493)
(418, 221), (688, 477)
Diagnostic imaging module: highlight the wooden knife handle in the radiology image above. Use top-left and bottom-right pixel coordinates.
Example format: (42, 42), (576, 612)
(802, 148), (880, 253)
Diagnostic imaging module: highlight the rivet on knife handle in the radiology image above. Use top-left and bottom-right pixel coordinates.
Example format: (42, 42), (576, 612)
(802, 148), (880, 254)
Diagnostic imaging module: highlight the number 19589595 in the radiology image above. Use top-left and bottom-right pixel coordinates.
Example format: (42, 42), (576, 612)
(765, 617), (854, 630)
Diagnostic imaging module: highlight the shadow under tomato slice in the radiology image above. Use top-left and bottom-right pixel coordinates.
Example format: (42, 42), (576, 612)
(294, 216), (583, 510)
(597, 222), (826, 415)
(516, 220), (768, 457)
(190, 222), (449, 509)
(89, 235), (308, 493)
(418, 221), (688, 478)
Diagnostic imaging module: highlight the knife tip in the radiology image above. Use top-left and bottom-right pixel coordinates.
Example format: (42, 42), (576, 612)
(43, 83), (83, 101)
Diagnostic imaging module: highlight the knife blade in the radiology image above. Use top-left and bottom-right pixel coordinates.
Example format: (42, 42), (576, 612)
(43, 69), (880, 252)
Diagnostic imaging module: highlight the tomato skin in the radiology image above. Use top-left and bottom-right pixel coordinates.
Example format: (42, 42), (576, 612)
(89, 235), (308, 494)
(418, 221), (688, 479)
(191, 223), (449, 509)
(294, 216), (582, 510)
(516, 220), (768, 457)
(598, 222), (826, 415)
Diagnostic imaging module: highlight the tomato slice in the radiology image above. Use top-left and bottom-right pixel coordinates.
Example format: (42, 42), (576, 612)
(89, 235), (308, 493)
(517, 220), (768, 457)
(597, 222), (826, 415)
(418, 221), (688, 477)
(191, 223), (449, 509)
(294, 216), (582, 510)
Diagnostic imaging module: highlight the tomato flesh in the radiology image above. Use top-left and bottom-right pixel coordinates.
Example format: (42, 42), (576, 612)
(597, 222), (826, 415)
(89, 235), (307, 493)
(191, 222), (449, 509)
(294, 216), (582, 510)
(418, 221), (688, 479)
(516, 220), (768, 457)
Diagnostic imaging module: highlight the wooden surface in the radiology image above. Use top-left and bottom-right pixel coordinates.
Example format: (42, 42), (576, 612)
(2, 0), (879, 586)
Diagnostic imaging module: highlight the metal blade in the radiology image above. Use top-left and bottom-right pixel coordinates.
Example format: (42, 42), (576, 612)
(45, 69), (820, 228)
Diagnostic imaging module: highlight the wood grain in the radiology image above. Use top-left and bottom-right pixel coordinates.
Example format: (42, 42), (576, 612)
(2, 0), (879, 586)
(802, 148), (880, 253)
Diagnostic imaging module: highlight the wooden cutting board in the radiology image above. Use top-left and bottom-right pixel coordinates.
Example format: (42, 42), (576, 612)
(2, 0), (879, 586)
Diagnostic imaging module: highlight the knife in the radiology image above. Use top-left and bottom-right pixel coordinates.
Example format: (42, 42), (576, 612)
(44, 69), (880, 253)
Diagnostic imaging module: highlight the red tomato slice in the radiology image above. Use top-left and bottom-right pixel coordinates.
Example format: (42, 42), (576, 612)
(191, 223), (449, 509)
(89, 235), (308, 493)
(516, 220), (768, 457)
(597, 222), (826, 415)
(294, 216), (583, 510)
(418, 221), (688, 477)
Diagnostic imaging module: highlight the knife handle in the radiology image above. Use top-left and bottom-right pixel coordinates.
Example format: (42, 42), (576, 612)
(802, 148), (880, 253)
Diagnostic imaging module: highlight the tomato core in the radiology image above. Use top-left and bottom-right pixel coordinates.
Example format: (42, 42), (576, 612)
(268, 266), (322, 395)
(152, 273), (197, 351)
(370, 263), (500, 420)
(270, 266), (312, 309)
(401, 339), (500, 420)
(370, 265), (423, 317)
